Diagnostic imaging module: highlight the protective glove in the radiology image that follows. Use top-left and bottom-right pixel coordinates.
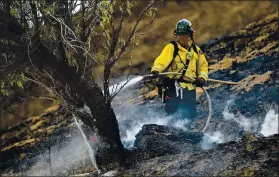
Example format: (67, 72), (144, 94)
(151, 70), (160, 78)
(193, 77), (205, 87)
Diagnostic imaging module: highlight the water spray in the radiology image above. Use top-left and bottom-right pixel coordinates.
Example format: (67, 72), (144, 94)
(73, 115), (100, 174)
(108, 76), (144, 94)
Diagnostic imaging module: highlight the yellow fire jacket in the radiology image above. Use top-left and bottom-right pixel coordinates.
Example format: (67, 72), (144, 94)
(151, 41), (208, 90)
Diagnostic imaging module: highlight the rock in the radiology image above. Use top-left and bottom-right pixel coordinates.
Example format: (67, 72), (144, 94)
(216, 134), (279, 176)
(133, 124), (203, 160)
(123, 134), (278, 176)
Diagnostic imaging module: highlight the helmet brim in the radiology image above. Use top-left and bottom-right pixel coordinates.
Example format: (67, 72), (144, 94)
(174, 29), (195, 35)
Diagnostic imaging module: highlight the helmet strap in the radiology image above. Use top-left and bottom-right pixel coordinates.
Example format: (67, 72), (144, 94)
(190, 33), (198, 55)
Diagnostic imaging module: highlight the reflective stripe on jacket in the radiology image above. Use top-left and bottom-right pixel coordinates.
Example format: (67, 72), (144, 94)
(151, 41), (208, 90)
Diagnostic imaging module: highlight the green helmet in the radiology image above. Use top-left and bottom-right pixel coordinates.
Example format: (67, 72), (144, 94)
(174, 19), (195, 35)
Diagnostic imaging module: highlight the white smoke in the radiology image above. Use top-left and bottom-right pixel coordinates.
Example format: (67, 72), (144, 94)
(14, 105), (100, 176)
(260, 109), (278, 136)
(222, 99), (258, 131)
(173, 119), (190, 131)
(23, 133), (95, 176)
(115, 94), (192, 148)
(200, 131), (225, 150)
(120, 111), (191, 148)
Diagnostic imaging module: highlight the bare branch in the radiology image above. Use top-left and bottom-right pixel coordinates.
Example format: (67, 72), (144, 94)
(82, 55), (88, 79)
(135, 17), (157, 34)
(43, 69), (56, 88)
(103, 1), (162, 102)
(116, 2), (126, 41)
(23, 75), (54, 94)
(21, 33), (39, 71)
(135, 2), (165, 34)
(46, 13), (99, 64)
(135, 16), (173, 37)
(110, 1), (156, 67)
(85, 1), (101, 38)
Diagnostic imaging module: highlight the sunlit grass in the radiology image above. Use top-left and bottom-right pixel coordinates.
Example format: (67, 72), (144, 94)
(92, 1), (277, 77)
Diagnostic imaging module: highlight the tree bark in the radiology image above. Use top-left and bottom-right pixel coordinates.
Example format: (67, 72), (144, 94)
(29, 35), (125, 171)
(1, 12), (126, 171)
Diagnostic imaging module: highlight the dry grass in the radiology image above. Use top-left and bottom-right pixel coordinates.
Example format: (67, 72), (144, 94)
(1, 1), (277, 129)
(1, 98), (55, 129)
(43, 104), (60, 114)
(1, 138), (37, 152)
(209, 56), (238, 74)
(1, 116), (69, 153)
(231, 71), (273, 92)
(242, 41), (278, 62)
(1, 105), (61, 147)
(92, 1), (277, 77)
(30, 119), (48, 131)
(196, 83), (224, 100)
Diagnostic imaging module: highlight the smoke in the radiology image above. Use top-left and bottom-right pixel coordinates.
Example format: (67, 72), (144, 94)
(222, 99), (278, 137)
(112, 79), (202, 148)
(16, 106), (101, 176)
(115, 99), (192, 148)
(114, 81), (278, 151)
(222, 99), (258, 131)
(23, 134), (93, 176)
(119, 107), (178, 148)
(11, 76), (146, 175)
(260, 109), (278, 136)
(120, 115), (191, 148)
(173, 119), (191, 131)
(200, 131), (225, 150)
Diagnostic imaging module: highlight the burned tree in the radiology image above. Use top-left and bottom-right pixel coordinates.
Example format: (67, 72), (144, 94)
(0, 0), (163, 172)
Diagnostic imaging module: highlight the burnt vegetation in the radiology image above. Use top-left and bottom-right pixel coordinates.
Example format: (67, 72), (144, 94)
(0, 0), (163, 172)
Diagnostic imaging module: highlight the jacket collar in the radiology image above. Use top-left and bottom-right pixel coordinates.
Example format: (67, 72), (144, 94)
(176, 41), (191, 52)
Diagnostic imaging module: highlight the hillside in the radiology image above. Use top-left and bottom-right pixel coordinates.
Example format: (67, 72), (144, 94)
(1, 1), (277, 131)
(1, 10), (278, 176)
(92, 0), (277, 78)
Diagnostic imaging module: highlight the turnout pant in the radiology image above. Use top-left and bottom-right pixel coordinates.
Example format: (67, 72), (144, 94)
(164, 87), (197, 126)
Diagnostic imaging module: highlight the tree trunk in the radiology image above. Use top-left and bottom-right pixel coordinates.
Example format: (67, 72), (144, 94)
(1, 9), (126, 172)
(30, 37), (126, 171)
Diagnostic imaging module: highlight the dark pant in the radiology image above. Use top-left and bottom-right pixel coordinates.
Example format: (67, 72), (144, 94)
(164, 87), (197, 126)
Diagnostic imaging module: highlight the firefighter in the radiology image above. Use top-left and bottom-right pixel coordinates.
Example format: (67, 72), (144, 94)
(151, 18), (208, 127)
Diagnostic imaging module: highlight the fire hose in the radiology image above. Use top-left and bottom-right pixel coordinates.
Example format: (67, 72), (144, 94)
(143, 72), (238, 133)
